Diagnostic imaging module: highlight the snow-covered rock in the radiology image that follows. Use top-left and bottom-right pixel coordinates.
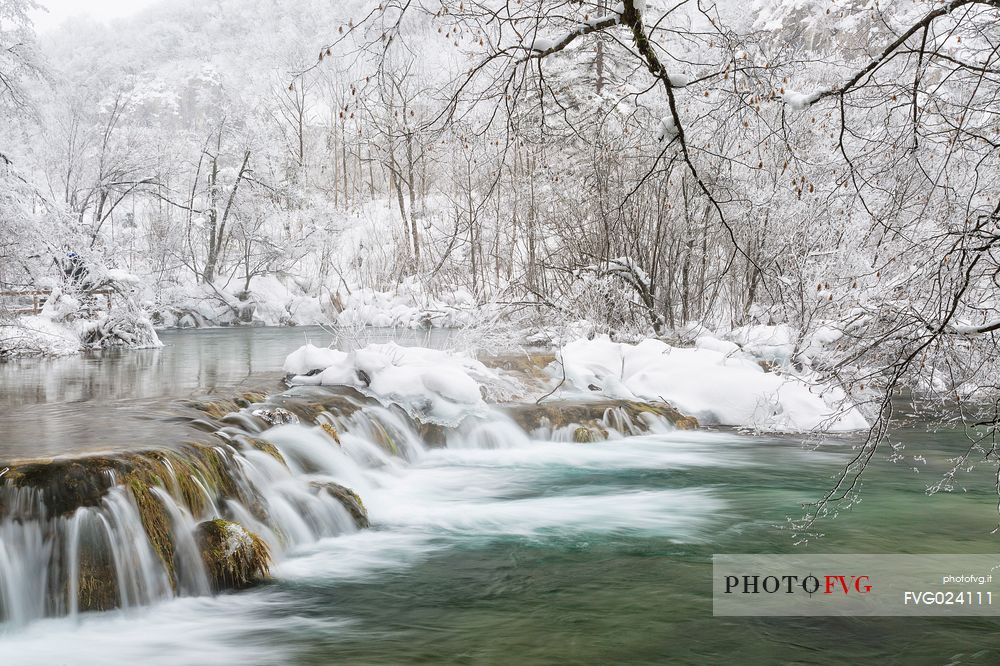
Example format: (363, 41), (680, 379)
(552, 335), (868, 433)
(284, 334), (868, 434)
(284, 342), (519, 426)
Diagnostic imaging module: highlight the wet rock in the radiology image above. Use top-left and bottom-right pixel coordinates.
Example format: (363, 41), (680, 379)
(1, 457), (123, 519)
(187, 398), (243, 420)
(479, 352), (557, 382)
(319, 422), (342, 445)
(236, 436), (286, 464)
(75, 519), (120, 612)
(503, 399), (698, 439)
(250, 407), (298, 426)
(194, 519), (271, 592)
(310, 482), (369, 528)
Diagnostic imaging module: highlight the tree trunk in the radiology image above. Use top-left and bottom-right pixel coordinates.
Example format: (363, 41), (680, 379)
(406, 133), (420, 268)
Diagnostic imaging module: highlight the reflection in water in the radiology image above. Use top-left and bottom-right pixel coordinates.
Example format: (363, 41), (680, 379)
(0, 326), (454, 459)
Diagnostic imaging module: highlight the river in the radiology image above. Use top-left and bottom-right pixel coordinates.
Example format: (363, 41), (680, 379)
(1, 327), (998, 664)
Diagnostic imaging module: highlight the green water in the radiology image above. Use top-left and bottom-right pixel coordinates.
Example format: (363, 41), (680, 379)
(4, 376), (999, 665)
(271, 432), (1000, 665)
(6, 325), (997, 664)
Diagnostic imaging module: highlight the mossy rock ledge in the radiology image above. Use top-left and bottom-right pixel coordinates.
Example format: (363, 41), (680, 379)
(195, 519), (271, 592)
(504, 399), (698, 439)
(311, 481), (370, 528)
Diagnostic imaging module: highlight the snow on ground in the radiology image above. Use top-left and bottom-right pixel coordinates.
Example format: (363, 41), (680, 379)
(720, 324), (797, 366)
(151, 274), (488, 331)
(152, 277), (330, 329)
(0, 315), (82, 357)
(336, 279), (489, 329)
(283, 332), (869, 434)
(1, 287), (162, 358)
(284, 342), (521, 426)
(553, 335), (867, 433)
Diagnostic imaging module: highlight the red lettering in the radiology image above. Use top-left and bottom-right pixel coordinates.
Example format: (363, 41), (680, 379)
(823, 574), (872, 594)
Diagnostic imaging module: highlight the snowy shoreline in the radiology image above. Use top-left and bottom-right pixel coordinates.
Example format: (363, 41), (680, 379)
(283, 332), (869, 435)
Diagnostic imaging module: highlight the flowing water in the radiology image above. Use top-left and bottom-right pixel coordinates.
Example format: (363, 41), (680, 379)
(1, 328), (999, 665)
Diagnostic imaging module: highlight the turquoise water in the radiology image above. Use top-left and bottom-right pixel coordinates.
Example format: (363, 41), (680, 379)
(2, 328), (999, 664)
(4, 427), (999, 665)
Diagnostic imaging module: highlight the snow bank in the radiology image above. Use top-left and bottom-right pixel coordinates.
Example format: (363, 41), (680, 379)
(1, 284), (161, 358)
(245, 275), (326, 327)
(284, 332), (867, 434)
(723, 324), (797, 366)
(685, 323), (842, 372)
(552, 335), (867, 432)
(153, 276), (329, 328)
(0, 315), (81, 357)
(336, 280), (486, 329)
(284, 342), (519, 426)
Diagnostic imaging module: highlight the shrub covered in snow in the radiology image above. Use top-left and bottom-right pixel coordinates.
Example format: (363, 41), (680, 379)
(1, 276), (161, 359)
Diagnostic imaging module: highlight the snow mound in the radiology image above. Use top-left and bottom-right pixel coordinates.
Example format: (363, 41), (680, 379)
(285, 334), (867, 434)
(0, 315), (81, 357)
(552, 335), (868, 433)
(336, 280), (483, 329)
(724, 324), (797, 366)
(1, 285), (161, 358)
(154, 276), (328, 329)
(284, 342), (519, 426)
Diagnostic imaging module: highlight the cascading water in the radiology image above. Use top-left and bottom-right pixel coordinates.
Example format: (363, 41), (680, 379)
(0, 388), (690, 632)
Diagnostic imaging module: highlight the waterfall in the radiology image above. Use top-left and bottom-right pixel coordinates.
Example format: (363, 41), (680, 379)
(0, 388), (689, 630)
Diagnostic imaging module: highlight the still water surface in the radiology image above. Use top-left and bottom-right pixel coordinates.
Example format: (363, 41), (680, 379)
(0, 326), (451, 458)
(1, 327), (998, 664)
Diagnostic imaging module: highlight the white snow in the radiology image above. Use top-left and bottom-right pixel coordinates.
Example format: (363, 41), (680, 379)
(668, 72), (690, 88)
(0, 315), (81, 357)
(335, 280), (483, 329)
(1, 284), (161, 358)
(551, 335), (868, 433)
(283, 344), (348, 375)
(656, 116), (678, 143)
(528, 37), (555, 52)
(284, 334), (869, 434)
(725, 324), (797, 366)
(782, 89), (821, 110)
(952, 317), (1000, 335)
(284, 342), (519, 426)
